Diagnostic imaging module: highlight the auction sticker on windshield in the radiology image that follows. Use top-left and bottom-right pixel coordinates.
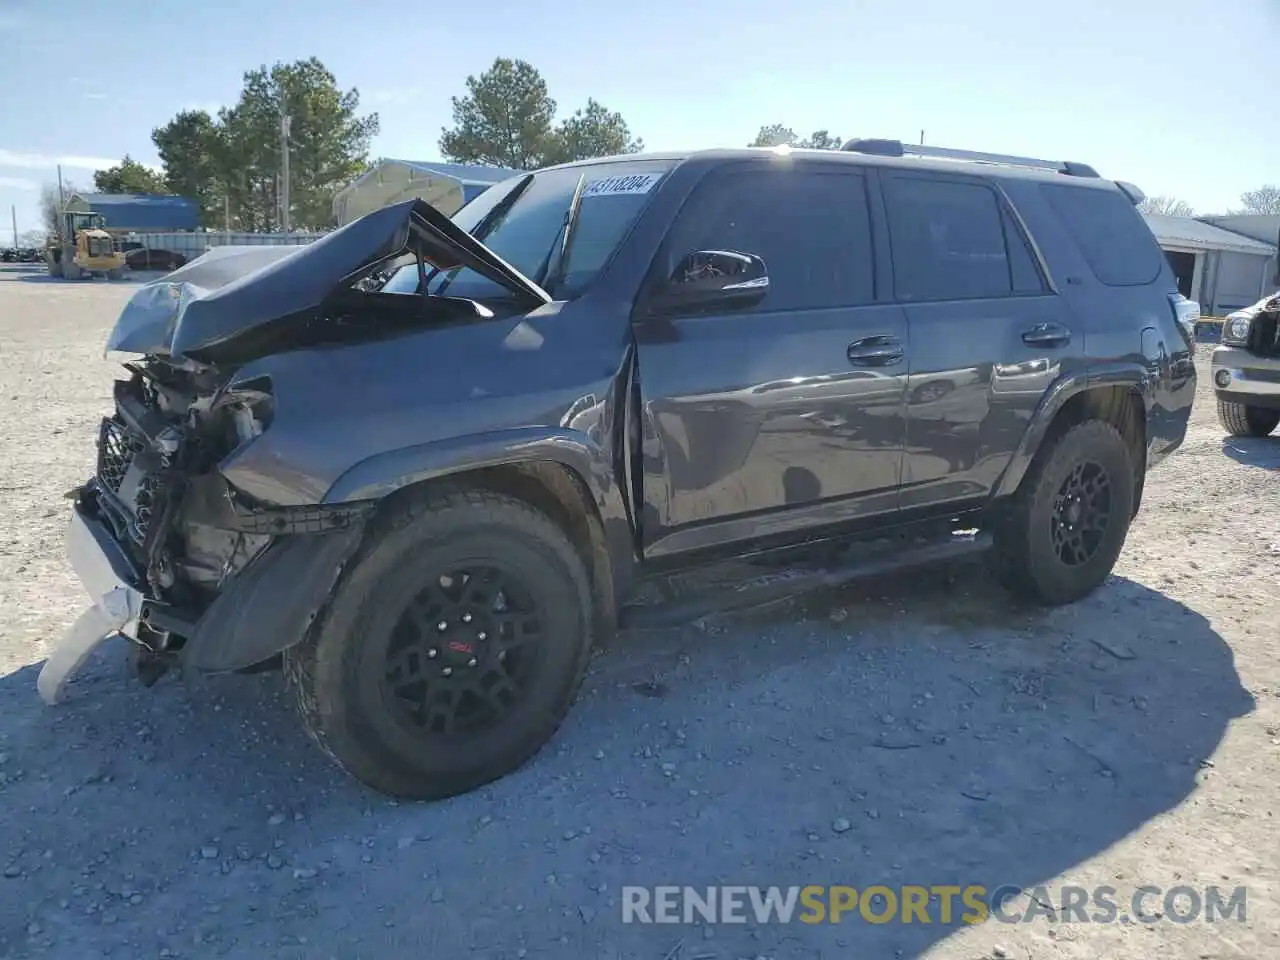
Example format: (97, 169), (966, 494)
(582, 173), (663, 198)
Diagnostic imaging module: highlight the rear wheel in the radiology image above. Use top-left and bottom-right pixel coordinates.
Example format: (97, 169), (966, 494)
(989, 420), (1135, 605)
(107, 267), (124, 281)
(62, 261), (81, 280)
(1217, 398), (1279, 437)
(285, 490), (594, 799)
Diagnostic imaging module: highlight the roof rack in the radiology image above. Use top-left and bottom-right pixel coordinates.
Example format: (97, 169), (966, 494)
(839, 139), (1100, 179)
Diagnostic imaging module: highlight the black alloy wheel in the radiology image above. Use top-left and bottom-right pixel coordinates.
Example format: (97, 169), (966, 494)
(383, 565), (546, 737)
(286, 490), (594, 800)
(1049, 460), (1112, 567)
(987, 419), (1135, 605)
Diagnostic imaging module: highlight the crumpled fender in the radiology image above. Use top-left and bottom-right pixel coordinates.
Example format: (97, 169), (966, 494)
(180, 521), (366, 673)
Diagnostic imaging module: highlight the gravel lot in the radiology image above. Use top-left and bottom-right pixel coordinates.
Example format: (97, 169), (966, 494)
(0, 263), (1276, 960)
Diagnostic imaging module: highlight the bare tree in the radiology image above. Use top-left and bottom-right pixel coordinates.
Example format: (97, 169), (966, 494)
(1238, 185), (1280, 215)
(1138, 195), (1195, 217)
(40, 180), (81, 237)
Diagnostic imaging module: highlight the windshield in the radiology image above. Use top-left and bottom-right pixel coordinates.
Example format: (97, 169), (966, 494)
(381, 158), (675, 301)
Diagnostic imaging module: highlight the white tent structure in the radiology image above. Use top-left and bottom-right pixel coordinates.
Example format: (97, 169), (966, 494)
(332, 159), (520, 226)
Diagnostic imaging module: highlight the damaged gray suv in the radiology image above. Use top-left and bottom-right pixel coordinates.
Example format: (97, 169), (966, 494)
(46, 141), (1196, 799)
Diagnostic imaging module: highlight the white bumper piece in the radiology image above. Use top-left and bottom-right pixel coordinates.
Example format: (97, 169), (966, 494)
(38, 507), (145, 705)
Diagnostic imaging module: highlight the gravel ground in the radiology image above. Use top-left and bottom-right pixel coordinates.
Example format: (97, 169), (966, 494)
(0, 263), (1276, 960)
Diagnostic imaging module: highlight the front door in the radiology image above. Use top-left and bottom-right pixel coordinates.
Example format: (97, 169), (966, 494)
(877, 171), (1074, 511)
(633, 160), (909, 560)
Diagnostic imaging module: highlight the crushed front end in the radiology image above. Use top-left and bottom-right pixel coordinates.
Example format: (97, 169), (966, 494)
(42, 197), (555, 704)
(42, 357), (372, 704)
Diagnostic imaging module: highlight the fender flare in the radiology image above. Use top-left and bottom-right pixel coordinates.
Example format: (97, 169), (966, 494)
(992, 363), (1153, 500)
(322, 426), (622, 511)
(324, 427), (634, 624)
(181, 521), (366, 673)
(184, 430), (632, 672)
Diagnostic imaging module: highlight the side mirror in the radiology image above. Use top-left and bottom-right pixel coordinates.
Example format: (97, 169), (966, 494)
(648, 250), (769, 316)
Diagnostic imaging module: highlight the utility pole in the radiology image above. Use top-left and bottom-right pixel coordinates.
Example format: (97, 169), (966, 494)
(10, 204), (17, 248)
(55, 164), (66, 241)
(279, 107), (292, 232)
(920, 129), (925, 145)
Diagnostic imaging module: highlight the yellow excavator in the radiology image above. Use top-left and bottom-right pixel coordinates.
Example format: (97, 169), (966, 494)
(46, 210), (127, 280)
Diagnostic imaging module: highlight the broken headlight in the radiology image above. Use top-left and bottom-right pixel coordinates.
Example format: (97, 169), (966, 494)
(210, 376), (274, 455)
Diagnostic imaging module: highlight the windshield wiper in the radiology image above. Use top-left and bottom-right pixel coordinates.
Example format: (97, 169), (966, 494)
(417, 252), (429, 304)
(533, 173), (587, 297)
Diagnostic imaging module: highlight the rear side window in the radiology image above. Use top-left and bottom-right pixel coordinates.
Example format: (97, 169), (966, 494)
(659, 165), (876, 310)
(1041, 184), (1163, 286)
(883, 176), (1042, 301)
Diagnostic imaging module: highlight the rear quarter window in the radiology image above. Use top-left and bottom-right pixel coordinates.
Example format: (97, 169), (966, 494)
(1041, 184), (1164, 286)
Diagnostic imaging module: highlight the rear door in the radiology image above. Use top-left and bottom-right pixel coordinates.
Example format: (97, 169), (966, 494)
(632, 159), (909, 560)
(879, 171), (1074, 511)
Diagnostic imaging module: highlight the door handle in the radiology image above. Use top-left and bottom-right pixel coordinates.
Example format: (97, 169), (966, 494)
(1021, 322), (1072, 348)
(847, 336), (904, 367)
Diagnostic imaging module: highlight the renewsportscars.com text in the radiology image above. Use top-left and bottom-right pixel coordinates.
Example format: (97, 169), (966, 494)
(621, 884), (1247, 926)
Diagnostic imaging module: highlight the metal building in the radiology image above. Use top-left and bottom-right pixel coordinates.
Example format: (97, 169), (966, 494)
(331, 160), (519, 226)
(1199, 214), (1280, 257)
(64, 193), (198, 233)
(1144, 213), (1278, 316)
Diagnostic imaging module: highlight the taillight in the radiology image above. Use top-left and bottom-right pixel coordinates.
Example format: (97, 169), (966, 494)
(1169, 293), (1199, 356)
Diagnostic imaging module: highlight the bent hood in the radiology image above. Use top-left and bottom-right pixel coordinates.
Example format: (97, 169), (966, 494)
(105, 198), (551, 364)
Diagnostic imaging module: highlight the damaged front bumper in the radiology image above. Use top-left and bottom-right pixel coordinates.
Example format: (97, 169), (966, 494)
(38, 500), (148, 704)
(41, 482), (374, 704)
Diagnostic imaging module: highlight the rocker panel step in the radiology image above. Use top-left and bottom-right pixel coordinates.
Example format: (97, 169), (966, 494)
(618, 532), (992, 631)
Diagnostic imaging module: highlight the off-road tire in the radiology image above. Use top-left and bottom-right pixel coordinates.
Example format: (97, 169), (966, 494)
(62, 261), (81, 281)
(1217, 398), (1279, 438)
(989, 420), (1135, 606)
(284, 490), (594, 800)
(107, 267), (124, 281)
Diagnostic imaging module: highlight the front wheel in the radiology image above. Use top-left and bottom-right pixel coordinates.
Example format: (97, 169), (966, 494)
(1217, 398), (1279, 437)
(285, 490), (595, 799)
(989, 420), (1135, 605)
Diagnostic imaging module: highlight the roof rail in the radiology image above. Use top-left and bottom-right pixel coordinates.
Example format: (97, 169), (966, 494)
(839, 138), (1100, 178)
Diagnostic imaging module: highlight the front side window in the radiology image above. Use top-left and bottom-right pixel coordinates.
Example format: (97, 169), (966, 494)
(657, 164), (876, 311)
(381, 158), (675, 301)
(883, 176), (1021, 302)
